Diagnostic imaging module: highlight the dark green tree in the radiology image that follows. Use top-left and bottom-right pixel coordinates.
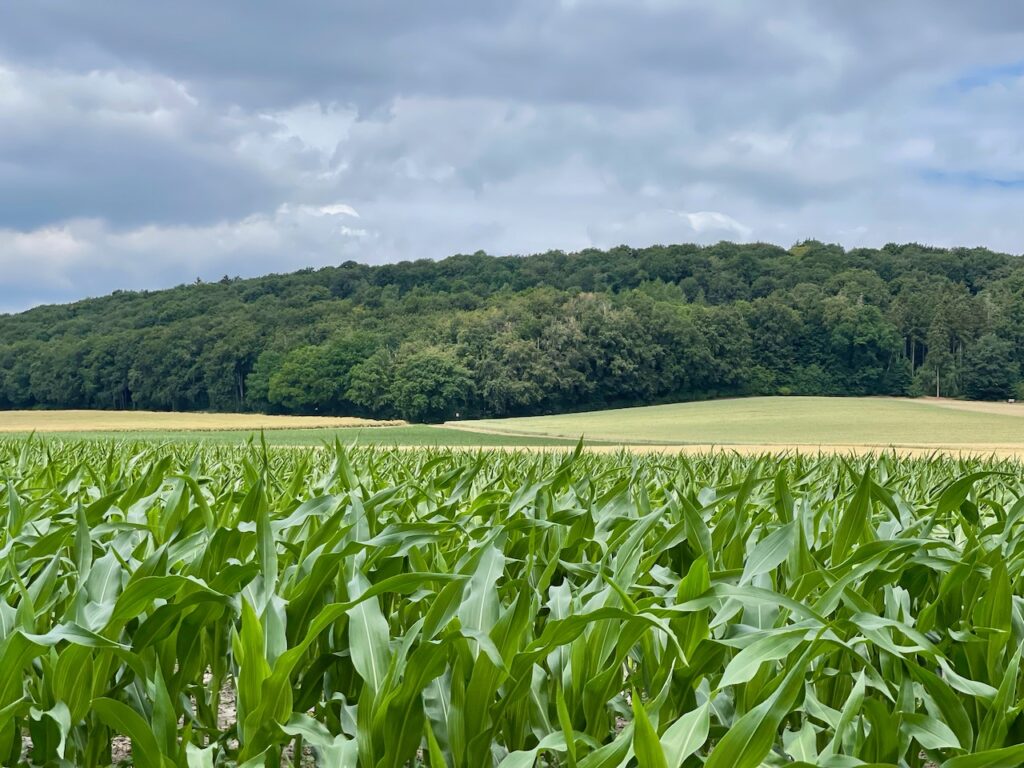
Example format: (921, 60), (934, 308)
(347, 349), (397, 414)
(389, 346), (474, 422)
(963, 334), (1019, 401)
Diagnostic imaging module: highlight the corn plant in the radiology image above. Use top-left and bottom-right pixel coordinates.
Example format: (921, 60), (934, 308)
(1, 437), (1023, 767)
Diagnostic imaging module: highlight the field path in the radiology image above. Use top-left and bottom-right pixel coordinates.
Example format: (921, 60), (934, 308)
(908, 396), (1024, 416)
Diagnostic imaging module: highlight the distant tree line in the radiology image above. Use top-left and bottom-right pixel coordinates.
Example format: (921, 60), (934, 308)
(1, 240), (1022, 421)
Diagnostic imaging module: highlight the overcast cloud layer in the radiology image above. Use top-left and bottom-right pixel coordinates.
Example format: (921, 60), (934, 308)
(3, 1), (1024, 312)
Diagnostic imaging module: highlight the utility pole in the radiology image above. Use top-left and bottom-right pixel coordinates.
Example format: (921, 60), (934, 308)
(935, 367), (940, 398)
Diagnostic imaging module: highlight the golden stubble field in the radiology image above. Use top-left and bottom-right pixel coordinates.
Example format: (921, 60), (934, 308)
(0, 410), (403, 433)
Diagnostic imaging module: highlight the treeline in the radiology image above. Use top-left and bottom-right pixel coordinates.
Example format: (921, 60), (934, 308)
(2, 240), (1023, 421)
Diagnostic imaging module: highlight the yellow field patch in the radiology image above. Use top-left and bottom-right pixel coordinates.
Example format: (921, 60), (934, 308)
(0, 410), (404, 433)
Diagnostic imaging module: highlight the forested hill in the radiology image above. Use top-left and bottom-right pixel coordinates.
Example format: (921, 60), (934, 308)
(2, 240), (1023, 421)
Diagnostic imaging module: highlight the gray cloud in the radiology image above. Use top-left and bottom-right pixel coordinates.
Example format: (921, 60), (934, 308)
(3, 1), (1024, 311)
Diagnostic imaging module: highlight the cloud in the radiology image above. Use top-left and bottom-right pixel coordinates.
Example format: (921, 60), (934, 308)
(306, 203), (361, 217)
(681, 211), (752, 239)
(0, 61), (292, 229)
(3, 1), (1024, 311)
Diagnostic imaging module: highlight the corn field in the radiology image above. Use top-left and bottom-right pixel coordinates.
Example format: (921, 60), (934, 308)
(2, 438), (1024, 767)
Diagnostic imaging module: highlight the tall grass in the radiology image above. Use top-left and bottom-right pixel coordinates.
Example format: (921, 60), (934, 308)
(1, 438), (1022, 767)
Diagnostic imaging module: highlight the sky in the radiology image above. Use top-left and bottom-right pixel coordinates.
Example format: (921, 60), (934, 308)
(3, 1), (1024, 312)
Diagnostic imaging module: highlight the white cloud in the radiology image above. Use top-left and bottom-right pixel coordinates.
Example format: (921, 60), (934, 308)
(680, 211), (753, 239)
(267, 102), (356, 156)
(0, 62), (199, 126)
(314, 203), (360, 217)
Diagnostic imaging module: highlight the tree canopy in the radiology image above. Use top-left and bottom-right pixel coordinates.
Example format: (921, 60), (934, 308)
(2, 240), (1023, 421)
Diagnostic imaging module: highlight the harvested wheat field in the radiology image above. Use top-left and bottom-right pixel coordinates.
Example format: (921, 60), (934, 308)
(0, 410), (403, 433)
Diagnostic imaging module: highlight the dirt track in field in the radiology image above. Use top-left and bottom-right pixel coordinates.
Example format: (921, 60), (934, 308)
(910, 397), (1024, 416)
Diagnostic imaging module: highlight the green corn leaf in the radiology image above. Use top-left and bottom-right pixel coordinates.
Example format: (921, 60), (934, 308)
(940, 744), (1024, 768)
(660, 701), (710, 767)
(719, 627), (807, 688)
(347, 569), (392, 694)
(705, 643), (818, 768)
(631, 689), (669, 768)
(740, 521), (796, 584)
(91, 697), (171, 768)
(832, 467), (873, 563)
(902, 712), (961, 750)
